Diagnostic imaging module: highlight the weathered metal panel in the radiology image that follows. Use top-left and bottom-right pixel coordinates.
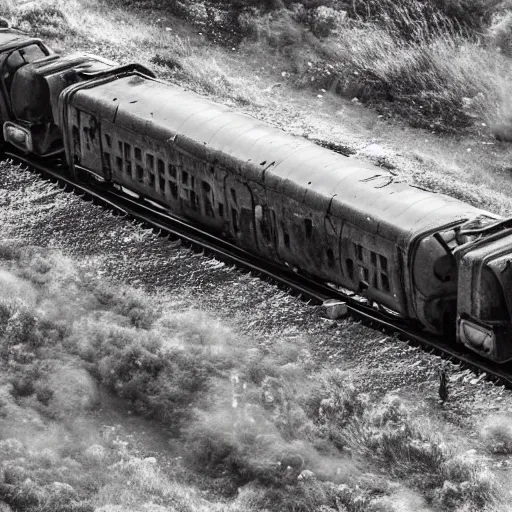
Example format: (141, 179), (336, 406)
(69, 73), (492, 252)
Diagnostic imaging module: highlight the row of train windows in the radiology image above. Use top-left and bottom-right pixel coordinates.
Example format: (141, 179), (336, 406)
(103, 135), (227, 218)
(103, 136), (391, 294)
(351, 244), (390, 292)
(354, 243), (388, 273)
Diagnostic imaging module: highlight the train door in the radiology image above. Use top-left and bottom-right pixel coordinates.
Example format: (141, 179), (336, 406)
(324, 210), (345, 282)
(250, 184), (280, 261)
(224, 174), (257, 251)
(69, 108), (107, 179)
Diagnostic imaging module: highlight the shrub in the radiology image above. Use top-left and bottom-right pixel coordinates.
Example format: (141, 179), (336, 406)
(488, 11), (512, 55)
(481, 415), (512, 454)
(16, 5), (74, 39)
(433, 455), (500, 510)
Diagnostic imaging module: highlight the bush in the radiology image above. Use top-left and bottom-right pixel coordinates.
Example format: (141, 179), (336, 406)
(16, 5), (74, 39)
(488, 11), (512, 55)
(481, 415), (512, 454)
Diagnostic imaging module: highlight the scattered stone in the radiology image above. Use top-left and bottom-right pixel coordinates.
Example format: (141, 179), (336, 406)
(323, 299), (348, 320)
(298, 469), (315, 480)
(85, 444), (106, 461)
(51, 482), (76, 495)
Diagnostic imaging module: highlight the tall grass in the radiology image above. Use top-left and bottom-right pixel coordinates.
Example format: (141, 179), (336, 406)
(245, 0), (512, 132)
(107, 0), (512, 132)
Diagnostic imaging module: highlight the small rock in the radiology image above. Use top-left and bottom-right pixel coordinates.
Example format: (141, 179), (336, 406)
(298, 469), (315, 480)
(323, 299), (348, 320)
(51, 482), (75, 495)
(144, 457), (157, 464)
(85, 444), (106, 461)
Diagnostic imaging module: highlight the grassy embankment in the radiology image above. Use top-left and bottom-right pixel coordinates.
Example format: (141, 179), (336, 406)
(96, 0), (512, 134)
(0, 237), (510, 511)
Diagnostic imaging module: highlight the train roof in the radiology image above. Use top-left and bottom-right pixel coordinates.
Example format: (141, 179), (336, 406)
(70, 73), (492, 246)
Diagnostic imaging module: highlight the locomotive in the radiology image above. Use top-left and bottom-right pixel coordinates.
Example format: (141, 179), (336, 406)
(2, 24), (512, 363)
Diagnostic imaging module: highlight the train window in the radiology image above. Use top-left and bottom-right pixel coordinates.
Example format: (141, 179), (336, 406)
(346, 259), (354, 280)
(157, 159), (165, 175)
(304, 219), (313, 239)
(116, 156), (122, 172)
(327, 248), (335, 267)
(232, 208), (239, 233)
(105, 134), (111, 148)
(371, 251), (377, 265)
(356, 244), (364, 261)
(190, 191), (198, 210)
(380, 255), (388, 273)
(146, 154), (155, 171)
(218, 203), (224, 217)
(168, 164), (177, 179)
(202, 181), (214, 217)
(123, 143), (131, 160)
(135, 147), (142, 161)
(103, 152), (111, 171)
(169, 181), (177, 199)
(381, 273), (390, 292)
(182, 171), (189, 185)
(159, 177), (166, 194)
(149, 173), (155, 188)
(136, 164), (144, 183)
(359, 266), (369, 282)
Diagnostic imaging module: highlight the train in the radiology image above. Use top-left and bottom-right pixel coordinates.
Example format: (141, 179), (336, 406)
(1, 23), (512, 363)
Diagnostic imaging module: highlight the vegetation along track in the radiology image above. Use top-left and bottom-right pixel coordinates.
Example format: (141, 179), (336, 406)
(6, 150), (512, 389)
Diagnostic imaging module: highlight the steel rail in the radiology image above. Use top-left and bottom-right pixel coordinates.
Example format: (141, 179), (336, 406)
(6, 151), (512, 388)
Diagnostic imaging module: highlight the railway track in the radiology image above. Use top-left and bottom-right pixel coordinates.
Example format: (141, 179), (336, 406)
(5, 150), (512, 389)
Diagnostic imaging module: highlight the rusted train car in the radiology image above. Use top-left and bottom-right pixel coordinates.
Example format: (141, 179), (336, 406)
(2, 24), (512, 362)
